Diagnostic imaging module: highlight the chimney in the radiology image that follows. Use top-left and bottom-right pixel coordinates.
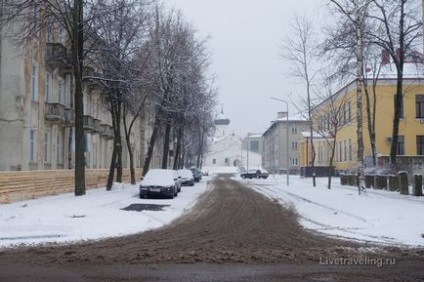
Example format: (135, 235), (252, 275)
(277, 112), (288, 119)
(381, 49), (390, 65)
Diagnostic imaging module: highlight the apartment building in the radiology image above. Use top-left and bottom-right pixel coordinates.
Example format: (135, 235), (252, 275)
(262, 112), (309, 174)
(0, 6), (147, 172)
(308, 62), (424, 173)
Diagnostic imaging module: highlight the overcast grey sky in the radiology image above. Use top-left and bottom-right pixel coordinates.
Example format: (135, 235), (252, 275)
(166, 0), (327, 137)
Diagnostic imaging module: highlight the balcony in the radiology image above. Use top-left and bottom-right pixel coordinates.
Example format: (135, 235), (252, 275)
(83, 115), (95, 132)
(45, 102), (66, 123)
(93, 119), (101, 133)
(64, 107), (75, 127)
(100, 124), (114, 139)
(45, 43), (71, 73)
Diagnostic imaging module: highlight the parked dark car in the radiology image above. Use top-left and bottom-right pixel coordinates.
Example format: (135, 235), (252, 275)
(177, 169), (195, 186)
(240, 169), (269, 179)
(139, 169), (179, 199)
(190, 167), (202, 182)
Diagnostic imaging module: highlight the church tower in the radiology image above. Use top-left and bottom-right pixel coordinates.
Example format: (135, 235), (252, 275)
(214, 109), (230, 138)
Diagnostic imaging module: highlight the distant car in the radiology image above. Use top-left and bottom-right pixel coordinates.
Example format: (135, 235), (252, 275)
(240, 169), (269, 179)
(190, 167), (202, 182)
(177, 169), (195, 186)
(139, 169), (179, 199)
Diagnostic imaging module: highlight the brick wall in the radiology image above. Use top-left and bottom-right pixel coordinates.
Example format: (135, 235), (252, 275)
(0, 169), (141, 204)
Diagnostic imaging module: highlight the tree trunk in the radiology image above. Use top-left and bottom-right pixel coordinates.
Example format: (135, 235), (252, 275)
(309, 124), (316, 187)
(355, 3), (365, 195)
(390, 71), (403, 166)
(196, 126), (205, 168)
(126, 134), (136, 184)
(72, 0), (85, 196)
(106, 103), (118, 190)
(364, 79), (377, 166)
(142, 118), (161, 176)
(68, 127), (73, 169)
(328, 137), (337, 190)
(106, 145), (117, 191)
(161, 123), (172, 169)
(115, 102), (123, 182)
(389, 2), (405, 167)
(173, 126), (183, 170)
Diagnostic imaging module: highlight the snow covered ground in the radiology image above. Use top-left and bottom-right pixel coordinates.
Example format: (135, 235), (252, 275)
(246, 175), (424, 247)
(1, 171), (423, 248)
(0, 180), (209, 248)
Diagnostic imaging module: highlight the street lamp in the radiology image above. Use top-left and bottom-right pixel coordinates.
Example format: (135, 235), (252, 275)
(270, 97), (289, 186)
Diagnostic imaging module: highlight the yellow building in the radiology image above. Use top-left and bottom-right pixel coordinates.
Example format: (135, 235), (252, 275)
(302, 63), (424, 173)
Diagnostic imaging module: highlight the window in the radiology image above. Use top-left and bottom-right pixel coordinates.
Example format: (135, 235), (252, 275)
(250, 140), (259, 152)
(416, 95), (424, 118)
(348, 139), (352, 161)
(335, 143), (338, 162)
(58, 27), (64, 44)
(318, 146), (323, 164)
(30, 130), (37, 161)
(56, 135), (62, 164)
(292, 158), (298, 166)
(344, 140), (347, 161)
(291, 126), (297, 134)
(417, 136), (424, 155)
(327, 113), (331, 131)
(31, 65), (38, 101)
(46, 19), (52, 42)
(394, 95), (404, 118)
(213, 159), (216, 164)
(45, 72), (51, 102)
(397, 136), (405, 155)
(339, 141), (342, 162)
(65, 75), (72, 107)
(292, 142), (298, 150)
(44, 131), (51, 163)
(344, 101), (351, 123)
(58, 78), (65, 104)
(225, 158), (228, 164)
(343, 104), (347, 124)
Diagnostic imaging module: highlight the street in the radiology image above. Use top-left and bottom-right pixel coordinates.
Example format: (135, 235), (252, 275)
(0, 174), (423, 281)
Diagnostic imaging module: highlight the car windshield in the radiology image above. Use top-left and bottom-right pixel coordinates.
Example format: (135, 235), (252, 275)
(142, 170), (174, 185)
(178, 169), (193, 178)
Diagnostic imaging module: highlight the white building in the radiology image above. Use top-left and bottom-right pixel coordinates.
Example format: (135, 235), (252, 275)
(203, 111), (262, 172)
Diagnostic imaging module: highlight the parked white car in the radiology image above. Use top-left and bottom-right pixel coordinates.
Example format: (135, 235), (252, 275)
(177, 169), (195, 186)
(139, 169), (179, 199)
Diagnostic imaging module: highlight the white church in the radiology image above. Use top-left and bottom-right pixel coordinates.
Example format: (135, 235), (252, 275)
(203, 111), (262, 173)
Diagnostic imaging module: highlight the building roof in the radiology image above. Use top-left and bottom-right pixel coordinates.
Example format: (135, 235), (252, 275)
(214, 112), (230, 125)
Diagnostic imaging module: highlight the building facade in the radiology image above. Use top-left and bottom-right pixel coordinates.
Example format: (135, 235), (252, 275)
(203, 111), (262, 171)
(262, 112), (309, 174)
(310, 63), (424, 173)
(0, 7), (147, 172)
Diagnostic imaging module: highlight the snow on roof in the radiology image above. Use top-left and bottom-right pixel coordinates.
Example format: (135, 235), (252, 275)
(372, 62), (424, 79)
(275, 112), (308, 122)
(301, 131), (328, 138)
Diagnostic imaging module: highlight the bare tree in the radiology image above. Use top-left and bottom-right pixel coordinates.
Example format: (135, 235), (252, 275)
(327, 0), (372, 195)
(141, 6), (215, 174)
(313, 78), (348, 189)
(87, 0), (151, 188)
(367, 0), (422, 166)
(362, 46), (383, 166)
(283, 16), (319, 186)
(0, 0), (95, 195)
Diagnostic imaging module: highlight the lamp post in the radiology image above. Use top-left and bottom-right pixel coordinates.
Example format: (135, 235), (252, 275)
(270, 97), (289, 186)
